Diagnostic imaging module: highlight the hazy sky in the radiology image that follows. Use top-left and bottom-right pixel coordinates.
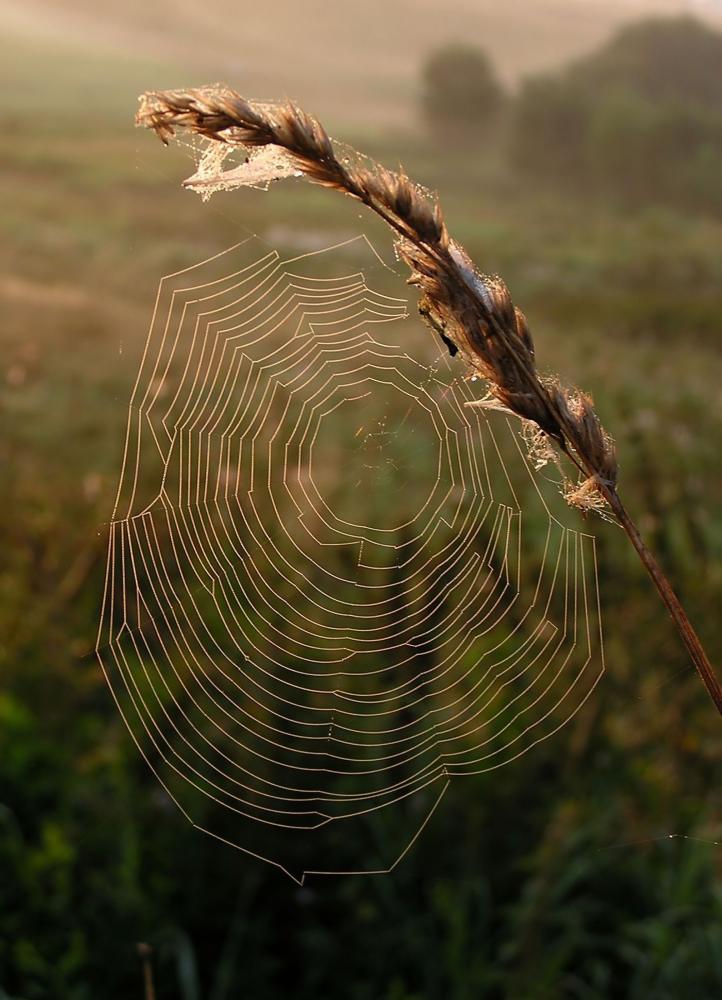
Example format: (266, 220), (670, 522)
(2, 0), (721, 125)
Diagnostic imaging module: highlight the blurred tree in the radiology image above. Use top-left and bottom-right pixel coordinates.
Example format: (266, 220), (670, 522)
(510, 16), (722, 212)
(509, 76), (589, 184)
(575, 15), (722, 110)
(421, 44), (505, 141)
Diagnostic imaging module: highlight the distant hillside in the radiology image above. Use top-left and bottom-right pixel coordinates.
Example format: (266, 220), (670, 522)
(2, 0), (721, 127)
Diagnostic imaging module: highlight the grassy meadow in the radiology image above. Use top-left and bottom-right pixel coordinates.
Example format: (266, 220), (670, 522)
(1, 13), (722, 1000)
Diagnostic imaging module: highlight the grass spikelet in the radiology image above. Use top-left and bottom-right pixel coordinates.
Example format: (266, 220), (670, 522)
(135, 83), (722, 717)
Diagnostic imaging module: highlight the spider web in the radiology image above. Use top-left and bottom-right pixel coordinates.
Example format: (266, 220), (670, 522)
(97, 234), (604, 883)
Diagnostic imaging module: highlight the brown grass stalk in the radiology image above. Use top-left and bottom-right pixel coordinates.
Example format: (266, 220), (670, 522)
(135, 85), (722, 717)
(136, 943), (156, 1000)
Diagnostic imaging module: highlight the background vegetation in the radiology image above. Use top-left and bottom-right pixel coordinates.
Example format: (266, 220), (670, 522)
(508, 16), (722, 213)
(1, 9), (722, 999)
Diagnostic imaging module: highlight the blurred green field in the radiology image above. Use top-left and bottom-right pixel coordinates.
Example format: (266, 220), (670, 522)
(2, 16), (722, 1000)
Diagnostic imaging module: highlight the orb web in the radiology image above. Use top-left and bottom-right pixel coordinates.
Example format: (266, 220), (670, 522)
(97, 236), (604, 882)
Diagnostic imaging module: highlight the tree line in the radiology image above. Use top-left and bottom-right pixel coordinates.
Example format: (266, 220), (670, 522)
(422, 16), (722, 213)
